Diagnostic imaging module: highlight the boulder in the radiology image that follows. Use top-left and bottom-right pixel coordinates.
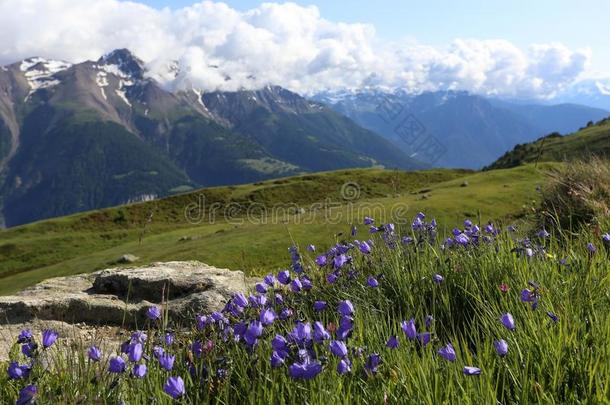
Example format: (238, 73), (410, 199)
(0, 261), (246, 327)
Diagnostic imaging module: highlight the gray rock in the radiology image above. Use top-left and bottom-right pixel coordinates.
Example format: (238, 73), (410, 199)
(117, 254), (139, 263)
(0, 261), (246, 327)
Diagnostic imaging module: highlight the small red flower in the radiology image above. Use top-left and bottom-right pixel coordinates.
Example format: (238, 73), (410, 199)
(499, 283), (510, 293)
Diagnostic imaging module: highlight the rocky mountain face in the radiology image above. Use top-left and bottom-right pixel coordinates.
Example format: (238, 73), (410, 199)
(313, 90), (609, 168)
(0, 49), (422, 226)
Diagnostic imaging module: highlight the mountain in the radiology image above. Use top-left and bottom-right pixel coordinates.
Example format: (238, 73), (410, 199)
(487, 117), (610, 170)
(554, 79), (610, 111)
(0, 50), (422, 227)
(313, 90), (609, 169)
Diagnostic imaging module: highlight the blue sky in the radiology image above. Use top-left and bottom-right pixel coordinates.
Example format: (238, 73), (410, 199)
(140, 0), (610, 73)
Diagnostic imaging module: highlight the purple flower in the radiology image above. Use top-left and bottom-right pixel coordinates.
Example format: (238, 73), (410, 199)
(158, 353), (176, 371)
(301, 276), (313, 291)
(244, 321), (264, 346)
(165, 333), (174, 346)
(290, 278), (303, 292)
(437, 343), (456, 362)
(153, 345), (165, 359)
(17, 329), (32, 344)
(364, 216), (374, 225)
(255, 282), (268, 294)
(289, 322), (312, 345)
(537, 229), (550, 238)
(42, 329), (58, 349)
(432, 274), (444, 284)
(164, 376), (185, 399)
(547, 311), (559, 322)
(21, 343), (36, 358)
(315, 255), (327, 267)
(279, 308), (293, 320)
(275, 293), (284, 305)
(271, 351), (285, 368)
(464, 219), (472, 228)
(233, 292), (249, 308)
(334, 254), (349, 269)
(88, 346), (102, 362)
(7, 362), (29, 379)
(128, 343), (143, 362)
(521, 289), (535, 302)
(192, 341), (203, 358)
(603, 233), (610, 244)
(494, 339), (508, 357)
(329, 340), (348, 357)
(132, 364), (147, 378)
(313, 301), (327, 311)
(272, 335), (288, 353)
(313, 321), (331, 343)
(425, 315), (434, 328)
(16, 384), (37, 405)
(264, 273), (276, 286)
(351, 225), (358, 236)
(131, 331), (147, 343)
(402, 236), (414, 244)
(327, 272), (339, 284)
(109, 356), (126, 373)
(260, 308), (276, 326)
(463, 366), (481, 375)
(359, 241), (372, 254)
(196, 314), (209, 330)
(146, 306), (161, 320)
(417, 332), (432, 346)
(336, 316), (354, 340)
(401, 319), (417, 340)
(500, 313), (515, 331)
(307, 244), (316, 252)
(288, 361), (323, 380)
(337, 358), (351, 374)
(367, 276), (379, 288)
(386, 336), (399, 349)
(365, 353), (381, 374)
(277, 270), (291, 285)
(455, 233), (469, 246)
(337, 300), (354, 316)
(587, 243), (596, 253)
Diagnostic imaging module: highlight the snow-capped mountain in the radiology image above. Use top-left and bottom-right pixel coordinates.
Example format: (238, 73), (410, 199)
(0, 49), (422, 227)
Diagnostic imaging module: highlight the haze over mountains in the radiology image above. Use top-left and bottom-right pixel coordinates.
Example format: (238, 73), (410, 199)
(314, 90), (608, 168)
(0, 48), (607, 227)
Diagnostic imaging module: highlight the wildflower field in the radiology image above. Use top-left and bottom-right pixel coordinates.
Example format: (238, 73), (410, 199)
(2, 213), (609, 404)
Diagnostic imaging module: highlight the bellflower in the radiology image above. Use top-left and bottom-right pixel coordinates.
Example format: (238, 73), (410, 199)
(128, 343), (143, 362)
(289, 322), (312, 345)
(132, 364), (147, 378)
(337, 358), (352, 375)
(367, 276), (379, 288)
(327, 272), (339, 284)
(334, 254), (349, 269)
(547, 311), (559, 323)
(365, 353), (381, 374)
(500, 313), (515, 330)
(315, 255), (327, 267)
(587, 243), (596, 253)
(313, 301), (327, 311)
(264, 273), (276, 286)
(271, 351), (285, 368)
(313, 321), (331, 343)
(158, 353), (176, 371)
(164, 376), (185, 399)
(494, 339), (508, 357)
(602, 233), (610, 244)
(386, 336), (399, 349)
(290, 278), (302, 292)
(359, 241), (371, 254)
(288, 361), (323, 380)
(16, 384), (37, 405)
(21, 343), (36, 358)
(233, 292), (249, 308)
(17, 329), (33, 344)
(279, 308), (293, 320)
(255, 283), (268, 294)
(337, 316), (354, 340)
(260, 308), (276, 326)
(244, 321), (264, 346)
(432, 274), (444, 284)
(7, 362), (29, 379)
(42, 329), (58, 349)
(364, 216), (374, 225)
(165, 333), (174, 346)
(109, 356), (126, 373)
(463, 366), (481, 375)
(337, 300), (354, 316)
(417, 332), (431, 346)
(437, 343), (456, 362)
(401, 319), (417, 340)
(146, 306), (162, 320)
(329, 340), (348, 357)
(277, 270), (291, 285)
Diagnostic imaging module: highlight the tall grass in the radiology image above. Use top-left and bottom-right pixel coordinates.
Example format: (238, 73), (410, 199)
(1, 217), (609, 404)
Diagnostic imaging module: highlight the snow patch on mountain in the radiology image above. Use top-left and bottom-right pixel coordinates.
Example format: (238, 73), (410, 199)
(95, 71), (109, 100)
(19, 57), (72, 101)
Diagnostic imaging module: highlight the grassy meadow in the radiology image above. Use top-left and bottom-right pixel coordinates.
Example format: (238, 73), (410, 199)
(0, 163), (555, 295)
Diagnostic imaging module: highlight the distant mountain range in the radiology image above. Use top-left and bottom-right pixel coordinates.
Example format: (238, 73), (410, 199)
(0, 49), (422, 226)
(313, 90), (609, 168)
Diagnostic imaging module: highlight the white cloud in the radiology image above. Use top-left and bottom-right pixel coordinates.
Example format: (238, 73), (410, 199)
(0, 0), (593, 98)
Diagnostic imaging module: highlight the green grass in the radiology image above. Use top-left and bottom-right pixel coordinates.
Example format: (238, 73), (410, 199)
(1, 212), (609, 403)
(488, 117), (610, 169)
(0, 164), (556, 295)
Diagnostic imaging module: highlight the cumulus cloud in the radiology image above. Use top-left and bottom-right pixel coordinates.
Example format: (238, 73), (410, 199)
(0, 0), (592, 98)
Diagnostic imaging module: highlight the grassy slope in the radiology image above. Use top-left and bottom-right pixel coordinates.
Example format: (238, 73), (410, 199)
(488, 117), (610, 169)
(0, 164), (554, 295)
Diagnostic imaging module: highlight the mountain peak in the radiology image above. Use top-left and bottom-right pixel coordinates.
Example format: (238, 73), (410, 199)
(98, 49), (144, 80)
